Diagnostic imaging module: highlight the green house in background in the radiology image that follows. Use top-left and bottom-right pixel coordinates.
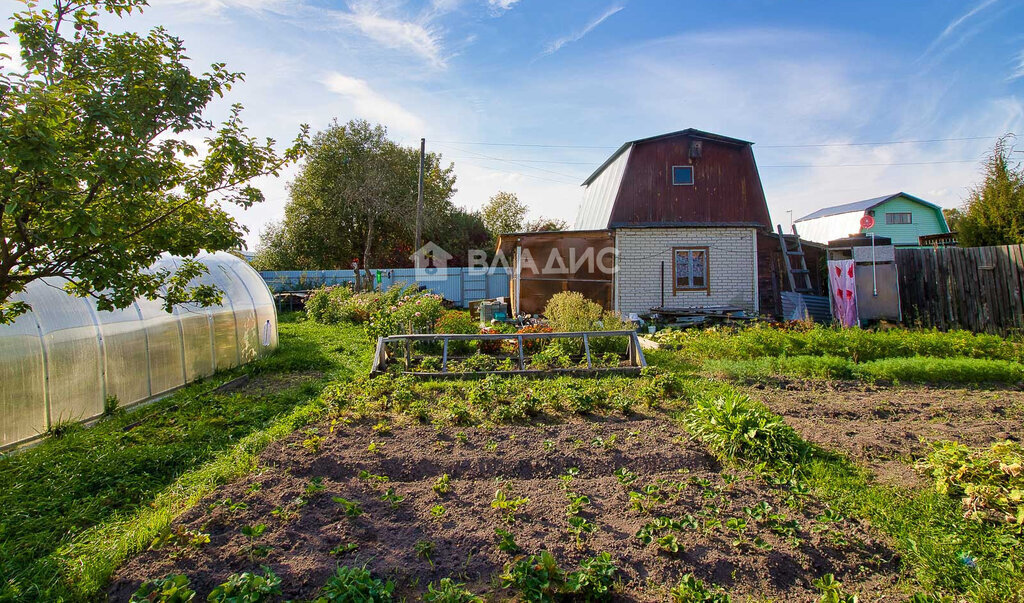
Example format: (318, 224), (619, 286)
(794, 192), (951, 247)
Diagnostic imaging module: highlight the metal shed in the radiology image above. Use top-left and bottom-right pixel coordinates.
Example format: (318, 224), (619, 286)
(0, 252), (278, 450)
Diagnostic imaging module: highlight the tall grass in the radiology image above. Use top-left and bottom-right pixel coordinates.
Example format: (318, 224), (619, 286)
(652, 323), (1022, 363)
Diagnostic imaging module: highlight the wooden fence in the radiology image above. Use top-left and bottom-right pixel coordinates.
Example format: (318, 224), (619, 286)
(896, 245), (1024, 334)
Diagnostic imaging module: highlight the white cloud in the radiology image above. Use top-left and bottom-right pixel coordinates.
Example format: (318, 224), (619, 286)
(162, 0), (292, 16)
(543, 4), (624, 55)
(334, 2), (447, 68)
(1010, 49), (1024, 80)
(488, 0), (520, 12)
(936, 0), (998, 44)
(321, 73), (425, 135)
(921, 0), (999, 64)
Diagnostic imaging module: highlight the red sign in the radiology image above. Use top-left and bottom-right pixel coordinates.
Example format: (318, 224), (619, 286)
(860, 214), (875, 230)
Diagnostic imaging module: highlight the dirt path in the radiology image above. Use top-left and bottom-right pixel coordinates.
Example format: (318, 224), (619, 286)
(748, 381), (1024, 488)
(109, 416), (902, 602)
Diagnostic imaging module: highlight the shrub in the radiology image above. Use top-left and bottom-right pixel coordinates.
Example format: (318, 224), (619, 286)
(319, 566), (394, 602)
(544, 292), (603, 332)
(684, 391), (809, 466)
(917, 440), (1024, 530)
(130, 574), (196, 603)
(423, 578), (483, 603)
(436, 310), (479, 355)
(515, 324), (554, 354)
(207, 567), (281, 603)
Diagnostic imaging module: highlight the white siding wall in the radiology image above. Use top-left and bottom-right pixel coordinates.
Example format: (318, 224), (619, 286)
(615, 227), (757, 315)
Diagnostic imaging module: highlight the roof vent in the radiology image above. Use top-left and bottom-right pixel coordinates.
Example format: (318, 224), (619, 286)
(688, 140), (702, 159)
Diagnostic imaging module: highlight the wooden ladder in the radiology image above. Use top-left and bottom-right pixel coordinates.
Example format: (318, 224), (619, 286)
(777, 224), (814, 293)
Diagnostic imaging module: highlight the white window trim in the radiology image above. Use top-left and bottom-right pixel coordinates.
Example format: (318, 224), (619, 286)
(671, 165), (694, 186)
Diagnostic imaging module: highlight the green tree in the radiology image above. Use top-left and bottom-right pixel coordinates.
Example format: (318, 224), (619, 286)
(0, 0), (307, 323)
(957, 135), (1024, 247)
(253, 119), (457, 277)
(942, 207), (964, 232)
(481, 191), (527, 235)
(522, 217), (568, 232)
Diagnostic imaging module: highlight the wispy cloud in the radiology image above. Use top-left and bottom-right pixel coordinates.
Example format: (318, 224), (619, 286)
(334, 2), (447, 68)
(322, 72), (425, 134)
(163, 0), (293, 16)
(543, 4), (624, 56)
(1010, 49), (1024, 80)
(922, 0), (998, 60)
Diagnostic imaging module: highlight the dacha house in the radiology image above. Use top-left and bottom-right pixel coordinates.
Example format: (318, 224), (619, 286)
(497, 128), (825, 318)
(794, 192), (952, 248)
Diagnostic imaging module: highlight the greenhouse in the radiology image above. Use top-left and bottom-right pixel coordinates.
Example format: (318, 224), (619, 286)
(0, 252), (278, 450)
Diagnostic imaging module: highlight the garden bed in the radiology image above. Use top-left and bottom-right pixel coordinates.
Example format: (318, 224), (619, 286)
(749, 381), (1024, 488)
(108, 414), (902, 601)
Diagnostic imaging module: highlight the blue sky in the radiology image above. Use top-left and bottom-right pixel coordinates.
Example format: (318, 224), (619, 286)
(5, 0), (1024, 246)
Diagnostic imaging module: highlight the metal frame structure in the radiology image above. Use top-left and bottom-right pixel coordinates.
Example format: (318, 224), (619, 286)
(371, 330), (647, 377)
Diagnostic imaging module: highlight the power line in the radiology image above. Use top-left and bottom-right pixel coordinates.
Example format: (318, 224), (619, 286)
(433, 142), (584, 180)
(454, 159), (580, 185)
(759, 159), (979, 168)
(432, 135), (1002, 151)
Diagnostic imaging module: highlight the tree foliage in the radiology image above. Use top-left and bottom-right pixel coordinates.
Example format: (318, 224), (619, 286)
(956, 135), (1024, 247)
(481, 191), (527, 236)
(252, 119), (465, 273)
(522, 216), (568, 232)
(0, 0), (307, 323)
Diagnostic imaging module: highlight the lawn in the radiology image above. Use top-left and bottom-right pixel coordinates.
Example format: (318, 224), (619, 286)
(0, 314), (372, 601)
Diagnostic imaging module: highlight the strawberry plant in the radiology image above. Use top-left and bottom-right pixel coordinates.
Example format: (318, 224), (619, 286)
(332, 497), (363, 518)
(613, 467), (638, 487)
(494, 528), (521, 554)
(208, 567), (281, 603)
(302, 430), (325, 454)
(567, 516), (594, 546)
(565, 552), (617, 602)
(813, 573), (859, 603)
(433, 473), (451, 496)
(492, 488), (530, 524)
(423, 578), (483, 603)
(415, 539), (435, 567)
(380, 487), (404, 509)
(358, 470), (390, 485)
(330, 543), (359, 556)
(500, 550), (565, 602)
(669, 573), (731, 602)
(130, 574), (196, 603)
(240, 523), (269, 561)
(149, 526), (210, 551)
(320, 565), (394, 602)
(431, 504), (446, 519)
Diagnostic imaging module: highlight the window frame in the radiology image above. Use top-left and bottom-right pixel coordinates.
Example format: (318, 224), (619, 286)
(672, 246), (710, 294)
(885, 212), (913, 225)
(671, 165), (694, 186)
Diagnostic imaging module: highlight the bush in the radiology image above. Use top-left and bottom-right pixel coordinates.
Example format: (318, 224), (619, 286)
(130, 574), (196, 603)
(207, 567), (281, 603)
(306, 285), (354, 324)
(437, 310), (478, 355)
(544, 292), (603, 332)
(917, 440), (1024, 530)
(684, 391), (809, 466)
(319, 566), (394, 602)
(565, 552), (618, 601)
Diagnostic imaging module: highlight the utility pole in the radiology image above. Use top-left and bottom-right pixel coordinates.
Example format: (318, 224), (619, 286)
(414, 137), (425, 268)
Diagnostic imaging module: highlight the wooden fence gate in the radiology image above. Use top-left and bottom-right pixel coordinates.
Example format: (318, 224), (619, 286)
(896, 244), (1024, 334)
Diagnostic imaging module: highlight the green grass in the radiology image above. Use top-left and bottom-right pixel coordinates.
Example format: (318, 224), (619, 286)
(651, 323), (1022, 363)
(703, 355), (1024, 384)
(0, 313), (371, 601)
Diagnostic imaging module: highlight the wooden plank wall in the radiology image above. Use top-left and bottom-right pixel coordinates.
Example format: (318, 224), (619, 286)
(896, 245), (1024, 334)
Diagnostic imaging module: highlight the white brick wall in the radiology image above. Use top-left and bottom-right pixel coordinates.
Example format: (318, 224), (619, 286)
(614, 227), (757, 315)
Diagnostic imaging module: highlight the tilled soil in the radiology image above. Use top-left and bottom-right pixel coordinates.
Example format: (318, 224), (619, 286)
(110, 415), (902, 602)
(749, 381), (1024, 488)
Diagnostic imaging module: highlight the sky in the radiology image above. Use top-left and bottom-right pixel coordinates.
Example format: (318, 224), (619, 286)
(4, 0), (1024, 247)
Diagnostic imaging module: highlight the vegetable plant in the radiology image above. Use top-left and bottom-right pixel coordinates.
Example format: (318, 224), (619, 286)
(495, 528), (521, 554)
(332, 497), (364, 518)
(319, 565), (394, 602)
(380, 487), (404, 509)
(130, 574), (196, 603)
(433, 473), (451, 496)
(669, 573), (731, 602)
(207, 567), (282, 603)
(492, 489), (530, 524)
(240, 523), (269, 561)
(565, 552), (617, 601)
(415, 540), (435, 567)
(423, 578), (483, 603)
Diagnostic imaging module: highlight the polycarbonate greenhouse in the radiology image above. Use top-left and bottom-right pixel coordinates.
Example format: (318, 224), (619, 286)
(0, 252), (278, 450)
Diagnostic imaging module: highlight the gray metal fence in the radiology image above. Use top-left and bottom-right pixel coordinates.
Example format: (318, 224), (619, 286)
(259, 268), (512, 308)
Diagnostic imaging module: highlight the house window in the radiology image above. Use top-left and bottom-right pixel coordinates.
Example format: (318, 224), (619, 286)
(885, 212), (912, 225)
(673, 247), (709, 293)
(671, 165), (694, 186)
